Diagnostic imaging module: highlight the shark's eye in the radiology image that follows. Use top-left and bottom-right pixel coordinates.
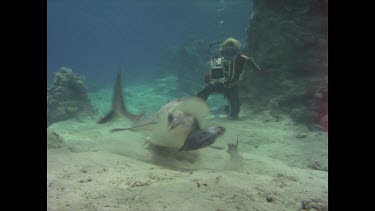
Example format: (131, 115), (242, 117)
(168, 114), (173, 125)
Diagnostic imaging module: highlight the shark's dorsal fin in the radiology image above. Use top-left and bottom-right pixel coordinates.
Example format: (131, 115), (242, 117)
(97, 69), (140, 124)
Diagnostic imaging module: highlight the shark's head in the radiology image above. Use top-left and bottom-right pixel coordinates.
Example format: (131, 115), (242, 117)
(168, 109), (186, 131)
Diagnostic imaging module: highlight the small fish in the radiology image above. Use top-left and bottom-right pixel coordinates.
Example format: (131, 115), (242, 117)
(227, 136), (240, 158)
(179, 126), (225, 152)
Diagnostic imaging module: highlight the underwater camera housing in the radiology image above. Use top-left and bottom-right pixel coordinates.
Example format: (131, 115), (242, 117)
(209, 57), (226, 83)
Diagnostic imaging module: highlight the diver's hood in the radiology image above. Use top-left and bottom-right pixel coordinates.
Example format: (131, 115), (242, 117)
(220, 46), (239, 58)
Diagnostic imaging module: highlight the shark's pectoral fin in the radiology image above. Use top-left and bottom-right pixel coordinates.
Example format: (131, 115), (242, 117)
(110, 121), (158, 132)
(110, 128), (129, 132)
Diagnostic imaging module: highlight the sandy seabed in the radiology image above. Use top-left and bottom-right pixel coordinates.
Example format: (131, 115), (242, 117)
(47, 77), (328, 211)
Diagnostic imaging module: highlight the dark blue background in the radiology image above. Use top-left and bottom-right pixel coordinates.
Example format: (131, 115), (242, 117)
(47, 0), (252, 88)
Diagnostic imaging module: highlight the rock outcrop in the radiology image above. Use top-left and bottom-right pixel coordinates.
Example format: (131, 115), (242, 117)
(47, 67), (97, 126)
(242, 0), (328, 127)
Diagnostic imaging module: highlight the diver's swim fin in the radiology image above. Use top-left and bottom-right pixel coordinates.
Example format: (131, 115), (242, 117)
(97, 70), (140, 124)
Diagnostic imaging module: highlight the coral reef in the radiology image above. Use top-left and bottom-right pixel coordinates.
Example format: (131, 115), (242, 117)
(242, 0), (328, 127)
(47, 67), (96, 126)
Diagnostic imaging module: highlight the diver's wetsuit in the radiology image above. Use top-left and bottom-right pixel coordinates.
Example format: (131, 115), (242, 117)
(197, 54), (261, 119)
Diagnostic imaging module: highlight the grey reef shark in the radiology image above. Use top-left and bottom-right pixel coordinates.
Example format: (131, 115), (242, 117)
(97, 70), (226, 152)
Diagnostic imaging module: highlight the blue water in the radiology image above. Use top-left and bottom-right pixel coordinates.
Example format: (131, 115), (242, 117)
(47, 0), (252, 89)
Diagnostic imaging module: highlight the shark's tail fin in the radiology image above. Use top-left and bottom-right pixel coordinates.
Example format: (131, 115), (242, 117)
(97, 70), (140, 124)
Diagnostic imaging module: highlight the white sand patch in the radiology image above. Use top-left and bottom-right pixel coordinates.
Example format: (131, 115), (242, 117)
(48, 77), (328, 211)
(48, 117), (327, 211)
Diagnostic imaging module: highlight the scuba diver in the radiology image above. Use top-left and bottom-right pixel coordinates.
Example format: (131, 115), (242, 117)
(197, 37), (263, 119)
